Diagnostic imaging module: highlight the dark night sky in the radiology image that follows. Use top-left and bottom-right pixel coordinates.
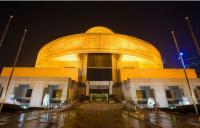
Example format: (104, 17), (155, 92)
(0, 2), (200, 71)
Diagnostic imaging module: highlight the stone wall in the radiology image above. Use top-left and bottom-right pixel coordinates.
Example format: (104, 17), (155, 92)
(0, 77), (70, 107)
(122, 78), (200, 108)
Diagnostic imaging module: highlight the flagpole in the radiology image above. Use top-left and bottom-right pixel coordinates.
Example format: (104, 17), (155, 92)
(171, 30), (199, 115)
(185, 16), (200, 56)
(0, 15), (13, 48)
(0, 29), (27, 113)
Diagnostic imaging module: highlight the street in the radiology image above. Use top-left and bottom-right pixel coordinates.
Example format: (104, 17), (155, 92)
(0, 103), (200, 128)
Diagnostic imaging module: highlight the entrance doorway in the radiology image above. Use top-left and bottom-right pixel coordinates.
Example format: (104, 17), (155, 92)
(90, 93), (108, 102)
(89, 88), (109, 102)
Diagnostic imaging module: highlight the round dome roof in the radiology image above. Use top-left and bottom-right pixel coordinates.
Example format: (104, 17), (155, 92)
(36, 26), (163, 69)
(85, 26), (114, 34)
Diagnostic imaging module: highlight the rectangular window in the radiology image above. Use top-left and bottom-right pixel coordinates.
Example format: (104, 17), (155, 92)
(87, 68), (112, 81)
(52, 89), (62, 98)
(136, 90), (147, 99)
(26, 89), (32, 97)
(87, 53), (112, 81)
(87, 53), (112, 67)
(166, 90), (172, 98)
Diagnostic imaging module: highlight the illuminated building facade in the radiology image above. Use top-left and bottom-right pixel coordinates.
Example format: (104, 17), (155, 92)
(0, 26), (200, 108)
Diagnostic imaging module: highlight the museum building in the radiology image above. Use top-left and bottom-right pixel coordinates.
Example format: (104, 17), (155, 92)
(0, 26), (200, 108)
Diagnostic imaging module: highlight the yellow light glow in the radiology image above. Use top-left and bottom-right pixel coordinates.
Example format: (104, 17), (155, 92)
(120, 55), (147, 62)
(86, 26), (114, 34)
(120, 68), (197, 81)
(35, 26), (163, 68)
(52, 54), (78, 61)
(1, 67), (79, 80)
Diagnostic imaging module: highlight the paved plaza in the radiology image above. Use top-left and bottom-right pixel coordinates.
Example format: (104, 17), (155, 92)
(0, 103), (200, 128)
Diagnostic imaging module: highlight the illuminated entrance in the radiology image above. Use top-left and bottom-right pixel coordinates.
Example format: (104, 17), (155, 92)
(90, 94), (108, 102)
(89, 84), (109, 102)
(86, 53), (113, 102)
(86, 81), (113, 102)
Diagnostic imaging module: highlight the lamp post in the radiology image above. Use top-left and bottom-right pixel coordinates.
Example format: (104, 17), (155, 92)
(0, 15), (13, 48)
(171, 30), (199, 115)
(0, 29), (27, 113)
(185, 17), (200, 56)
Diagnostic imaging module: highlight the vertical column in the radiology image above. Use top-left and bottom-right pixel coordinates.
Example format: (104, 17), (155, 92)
(109, 81), (113, 95)
(130, 79), (136, 102)
(112, 55), (117, 83)
(30, 81), (44, 107)
(90, 93), (92, 101)
(86, 82), (89, 96)
(82, 54), (88, 82)
(106, 94), (108, 102)
(153, 83), (168, 108)
(121, 80), (131, 100)
(61, 78), (69, 103)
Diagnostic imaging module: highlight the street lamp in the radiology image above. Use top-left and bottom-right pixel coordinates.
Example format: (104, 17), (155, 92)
(171, 30), (199, 115)
(0, 15), (13, 48)
(185, 16), (200, 57)
(0, 29), (27, 113)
